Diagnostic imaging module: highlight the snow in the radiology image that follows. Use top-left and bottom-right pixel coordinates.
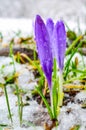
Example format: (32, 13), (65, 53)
(0, 18), (33, 35)
(75, 91), (86, 103)
(0, 56), (44, 129)
(0, 56), (37, 90)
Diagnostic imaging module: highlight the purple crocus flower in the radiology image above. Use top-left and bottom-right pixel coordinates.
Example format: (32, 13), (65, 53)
(35, 15), (53, 89)
(35, 15), (66, 90)
(53, 21), (66, 71)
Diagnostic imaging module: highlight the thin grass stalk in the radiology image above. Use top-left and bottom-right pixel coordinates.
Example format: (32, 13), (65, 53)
(36, 86), (53, 119)
(20, 53), (43, 76)
(4, 85), (13, 123)
(15, 85), (22, 125)
(9, 41), (16, 73)
(17, 52), (21, 63)
(64, 75), (86, 84)
(20, 96), (23, 125)
(9, 41), (22, 125)
(33, 49), (37, 61)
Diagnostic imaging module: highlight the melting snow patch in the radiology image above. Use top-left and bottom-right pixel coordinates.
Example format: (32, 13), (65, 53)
(75, 91), (86, 103)
(0, 56), (37, 90)
(57, 103), (86, 130)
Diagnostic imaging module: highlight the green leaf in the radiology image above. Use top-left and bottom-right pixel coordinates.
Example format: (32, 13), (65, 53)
(36, 86), (53, 119)
(74, 125), (80, 130)
(64, 40), (83, 79)
(66, 35), (83, 55)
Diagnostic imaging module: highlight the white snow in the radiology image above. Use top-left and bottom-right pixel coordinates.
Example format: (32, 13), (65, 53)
(0, 56), (37, 90)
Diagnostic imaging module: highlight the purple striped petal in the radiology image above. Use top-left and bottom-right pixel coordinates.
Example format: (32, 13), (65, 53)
(46, 18), (54, 38)
(35, 15), (53, 89)
(46, 18), (54, 58)
(53, 20), (66, 70)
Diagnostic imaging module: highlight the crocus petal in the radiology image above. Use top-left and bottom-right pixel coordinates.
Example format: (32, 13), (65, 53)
(35, 15), (53, 88)
(46, 18), (55, 58)
(46, 18), (54, 38)
(53, 20), (66, 70)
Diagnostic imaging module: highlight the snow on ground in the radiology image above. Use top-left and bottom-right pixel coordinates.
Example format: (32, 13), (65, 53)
(0, 56), (86, 130)
(0, 56), (37, 90)
(57, 103), (86, 130)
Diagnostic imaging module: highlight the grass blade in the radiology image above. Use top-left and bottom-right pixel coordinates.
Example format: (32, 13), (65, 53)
(36, 86), (53, 119)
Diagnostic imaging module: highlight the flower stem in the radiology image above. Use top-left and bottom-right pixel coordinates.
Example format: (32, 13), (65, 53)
(4, 85), (13, 123)
(50, 58), (58, 119)
(58, 70), (64, 107)
(50, 89), (53, 113)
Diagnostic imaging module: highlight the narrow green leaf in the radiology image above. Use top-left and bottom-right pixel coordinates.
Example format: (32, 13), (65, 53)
(66, 35), (83, 55)
(36, 86), (53, 119)
(64, 40), (83, 79)
(4, 85), (13, 123)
